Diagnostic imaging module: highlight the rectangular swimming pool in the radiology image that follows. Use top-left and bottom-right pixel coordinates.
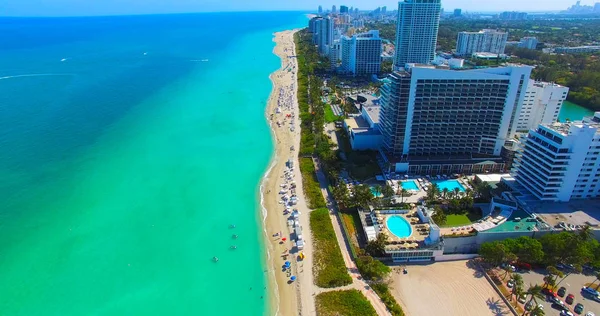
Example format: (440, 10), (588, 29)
(400, 180), (419, 191)
(432, 179), (465, 192)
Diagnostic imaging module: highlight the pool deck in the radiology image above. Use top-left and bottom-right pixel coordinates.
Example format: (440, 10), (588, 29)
(375, 211), (429, 244)
(387, 177), (473, 204)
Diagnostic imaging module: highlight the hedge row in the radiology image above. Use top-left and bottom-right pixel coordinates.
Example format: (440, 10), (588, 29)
(371, 282), (406, 316)
(315, 290), (377, 316)
(299, 158), (326, 209)
(310, 208), (352, 288)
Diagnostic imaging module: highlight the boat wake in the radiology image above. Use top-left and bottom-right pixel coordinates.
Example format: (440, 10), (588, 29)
(0, 73), (75, 81)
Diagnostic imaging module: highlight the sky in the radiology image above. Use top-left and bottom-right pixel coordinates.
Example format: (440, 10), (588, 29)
(0, 0), (594, 17)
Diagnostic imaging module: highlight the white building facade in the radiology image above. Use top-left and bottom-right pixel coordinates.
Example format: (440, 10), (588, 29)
(455, 29), (508, 57)
(394, 0), (441, 70)
(512, 112), (600, 201)
(518, 37), (538, 50)
(516, 81), (569, 132)
(340, 30), (382, 76)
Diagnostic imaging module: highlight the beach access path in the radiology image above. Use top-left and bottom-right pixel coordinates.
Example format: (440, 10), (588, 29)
(312, 158), (392, 316)
(263, 29), (318, 316)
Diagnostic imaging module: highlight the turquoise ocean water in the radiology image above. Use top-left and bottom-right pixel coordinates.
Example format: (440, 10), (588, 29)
(559, 100), (595, 122)
(0, 12), (305, 315)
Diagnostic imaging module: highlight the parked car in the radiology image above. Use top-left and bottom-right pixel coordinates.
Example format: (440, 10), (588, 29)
(507, 279), (515, 288)
(543, 287), (556, 295)
(561, 311), (574, 316)
(575, 303), (584, 314)
(516, 261), (532, 270)
(582, 287), (599, 296)
(557, 263), (568, 270)
(518, 294), (527, 304)
(585, 312), (595, 316)
(559, 287), (567, 297)
(550, 296), (565, 306)
(567, 294), (575, 304)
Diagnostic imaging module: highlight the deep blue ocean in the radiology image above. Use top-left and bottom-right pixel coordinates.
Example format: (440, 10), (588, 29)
(0, 12), (306, 315)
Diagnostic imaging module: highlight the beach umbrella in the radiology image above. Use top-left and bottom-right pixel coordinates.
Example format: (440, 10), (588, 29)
(285, 261), (291, 266)
(282, 237), (287, 241)
(290, 276), (297, 281)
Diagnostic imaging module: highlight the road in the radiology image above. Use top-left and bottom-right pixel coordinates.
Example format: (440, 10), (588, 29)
(312, 158), (392, 316)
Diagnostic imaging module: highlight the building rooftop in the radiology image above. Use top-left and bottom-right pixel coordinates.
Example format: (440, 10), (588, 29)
(345, 116), (370, 129)
(363, 104), (381, 124)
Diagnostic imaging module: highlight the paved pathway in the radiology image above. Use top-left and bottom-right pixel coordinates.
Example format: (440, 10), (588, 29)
(312, 158), (392, 316)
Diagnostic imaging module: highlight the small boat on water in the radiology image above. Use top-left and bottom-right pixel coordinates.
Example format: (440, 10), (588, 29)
(233, 234), (239, 239)
(230, 224), (236, 228)
(230, 245), (237, 249)
(213, 257), (219, 262)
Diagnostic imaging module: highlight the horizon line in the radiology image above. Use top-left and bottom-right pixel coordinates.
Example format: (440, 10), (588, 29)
(0, 9), (314, 19)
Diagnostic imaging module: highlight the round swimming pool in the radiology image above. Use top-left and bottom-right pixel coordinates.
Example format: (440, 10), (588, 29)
(386, 216), (413, 238)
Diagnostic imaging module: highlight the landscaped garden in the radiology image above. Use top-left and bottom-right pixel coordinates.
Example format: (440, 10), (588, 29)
(310, 208), (352, 288)
(315, 290), (377, 316)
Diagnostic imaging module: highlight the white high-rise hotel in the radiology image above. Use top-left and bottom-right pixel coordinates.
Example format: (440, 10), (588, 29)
(512, 112), (600, 201)
(379, 65), (532, 174)
(456, 29), (508, 57)
(340, 30), (382, 76)
(394, 0), (441, 70)
(516, 81), (569, 132)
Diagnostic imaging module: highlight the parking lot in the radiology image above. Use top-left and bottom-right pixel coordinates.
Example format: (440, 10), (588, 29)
(515, 268), (600, 315)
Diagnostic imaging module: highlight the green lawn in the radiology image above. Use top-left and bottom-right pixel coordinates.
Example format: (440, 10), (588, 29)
(324, 104), (341, 123)
(443, 214), (472, 227)
(316, 290), (377, 316)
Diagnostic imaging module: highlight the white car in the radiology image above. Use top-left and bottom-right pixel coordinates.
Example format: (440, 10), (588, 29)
(561, 311), (574, 316)
(586, 312), (595, 316)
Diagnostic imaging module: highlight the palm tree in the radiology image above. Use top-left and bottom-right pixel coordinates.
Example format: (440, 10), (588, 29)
(590, 272), (600, 290)
(465, 188), (473, 198)
(529, 305), (545, 316)
(511, 274), (524, 301)
(400, 188), (407, 204)
(442, 188), (449, 200)
(426, 183), (439, 201)
(545, 266), (563, 287)
(453, 187), (461, 199)
(501, 265), (513, 280)
(522, 284), (544, 316)
(374, 185), (382, 198)
(556, 264), (582, 287)
(579, 225), (593, 242)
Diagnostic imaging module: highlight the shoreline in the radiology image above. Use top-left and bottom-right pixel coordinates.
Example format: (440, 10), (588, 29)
(260, 29), (316, 316)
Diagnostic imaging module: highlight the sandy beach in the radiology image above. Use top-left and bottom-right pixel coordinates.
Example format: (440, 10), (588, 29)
(390, 260), (510, 316)
(261, 30), (316, 316)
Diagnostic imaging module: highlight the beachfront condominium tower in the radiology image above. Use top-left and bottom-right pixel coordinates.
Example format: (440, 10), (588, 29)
(511, 112), (600, 201)
(379, 64), (532, 174)
(314, 17), (334, 56)
(340, 30), (382, 76)
(318, 5), (323, 14)
(516, 81), (569, 132)
(456, 29), (509, 57)
(393, 0), (442, 70)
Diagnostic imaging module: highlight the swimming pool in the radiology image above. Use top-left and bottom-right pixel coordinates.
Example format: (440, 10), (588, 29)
(386, 216), (413, 238)
(432, 179), (465, 192)
(400, 180), (419, 191)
